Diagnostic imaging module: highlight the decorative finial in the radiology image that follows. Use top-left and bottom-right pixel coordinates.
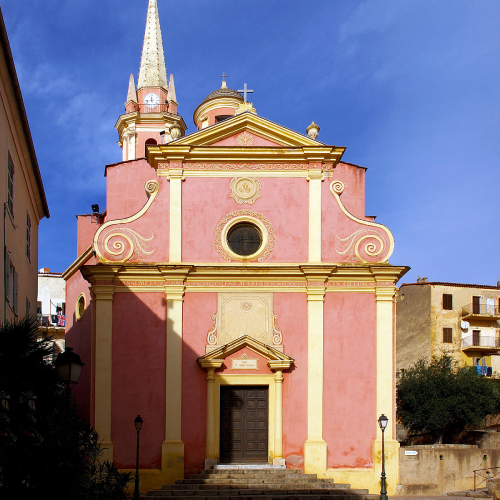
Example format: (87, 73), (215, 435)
(306, 121), (320, 140)
(169, 122), (182, 140)
(237, 83), (253, 104)
(126, 74), (137, 104)
(220, 72), (228, 89)
(168, 73), (177, 104)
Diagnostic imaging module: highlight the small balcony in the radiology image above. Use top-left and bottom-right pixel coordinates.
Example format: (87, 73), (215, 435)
(462, 303), (500, 320)
(462, 334), (500, 354)
(126, 103), (170, 114)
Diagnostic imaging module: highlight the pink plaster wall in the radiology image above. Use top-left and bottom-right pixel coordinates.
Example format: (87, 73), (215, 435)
(111, 292), (166, 469)
(65, 264), (93, 422)
(323, 292), (377, 468)
(274, 293), (308, 469)
(328, 162), (367, 219)
(182, 292), (217, 475)
(105, 158), (159, 221)
(182, 177), (308, 263)
(76, 215), (100, 257)
(212, 132), (283, 147)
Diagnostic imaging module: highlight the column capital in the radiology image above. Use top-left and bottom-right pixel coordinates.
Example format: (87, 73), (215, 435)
(164, 286), (185, 301)
(307, 169), (324, 181)
(198, 359), (224, 370)
(268, 360), (293, 372)
(375, 287), (396, 301)
(300, 265), (336, 282)
(92, 285), (115, 301)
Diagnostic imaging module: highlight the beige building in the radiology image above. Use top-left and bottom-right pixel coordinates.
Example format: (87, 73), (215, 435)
(397, 280), (500, 376)
(0, 8), (49, 324)
(37, 268), (65, 351)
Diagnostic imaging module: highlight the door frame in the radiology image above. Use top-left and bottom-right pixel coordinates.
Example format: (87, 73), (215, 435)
(214, 375), (276, 464)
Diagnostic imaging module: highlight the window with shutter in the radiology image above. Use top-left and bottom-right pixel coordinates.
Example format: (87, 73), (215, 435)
(443, 294), (453, 310)
(473, 296), (481, 314)
(443, 328), (453, 343)
(7, 152), (14, 216)
(26, 213), (31, 262)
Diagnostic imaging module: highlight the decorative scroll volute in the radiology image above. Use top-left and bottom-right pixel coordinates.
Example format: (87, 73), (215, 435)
(329, 180), (394, 264)
(93, 180), (160, 264)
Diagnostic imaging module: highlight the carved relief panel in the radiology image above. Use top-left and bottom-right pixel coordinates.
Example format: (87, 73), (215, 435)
(206, 292), (283, 353)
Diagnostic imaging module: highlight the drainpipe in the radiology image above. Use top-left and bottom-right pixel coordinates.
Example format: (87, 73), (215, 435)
(3, 202), (6, 322)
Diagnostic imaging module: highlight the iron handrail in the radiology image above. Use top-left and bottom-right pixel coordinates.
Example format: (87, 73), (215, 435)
(474, 466), (500, 491)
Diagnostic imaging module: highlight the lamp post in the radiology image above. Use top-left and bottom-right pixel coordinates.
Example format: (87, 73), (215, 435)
(133, 415), (143, 499)
(54, 347), (84, 397)
(378, 414), (389, 500)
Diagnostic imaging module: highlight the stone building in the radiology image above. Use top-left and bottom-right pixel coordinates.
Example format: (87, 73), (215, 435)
(0, 8), (49, 324)
(64, 0), (408, 495)
(396, 280), (500, 375)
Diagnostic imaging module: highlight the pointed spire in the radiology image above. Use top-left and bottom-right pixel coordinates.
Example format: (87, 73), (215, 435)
(126, 74), (138, 103)
(168, 73), (177, 104)
(138, 0), (168, 90)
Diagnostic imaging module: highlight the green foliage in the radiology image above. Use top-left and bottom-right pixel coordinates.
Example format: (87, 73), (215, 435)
(397, 354), (499, 441)
(0, 316), (130, 499)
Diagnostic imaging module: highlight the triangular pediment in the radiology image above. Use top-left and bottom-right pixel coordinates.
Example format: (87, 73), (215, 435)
(173, 112), (323, 148)
(198, 335), (294, 370)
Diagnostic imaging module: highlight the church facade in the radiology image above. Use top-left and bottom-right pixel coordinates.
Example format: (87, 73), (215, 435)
(64, 0), (408, 495)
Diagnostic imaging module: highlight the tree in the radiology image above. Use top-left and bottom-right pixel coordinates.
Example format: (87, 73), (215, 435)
(0, 316), (130, 499)
(396, 354), (499, 442)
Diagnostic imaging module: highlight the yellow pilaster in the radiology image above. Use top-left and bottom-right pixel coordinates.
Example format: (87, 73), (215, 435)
(168, 168), (184, 262)
(273, 369), (284, 460)
(307, 169), (323, 263)
(199, 359), (224, 468)
(93, 283), (115, 463)
(374, 285), (399, 495)
(162, 284), (185, 480)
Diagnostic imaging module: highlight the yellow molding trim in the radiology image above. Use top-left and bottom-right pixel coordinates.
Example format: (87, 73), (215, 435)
(330, 180), (395, 263)
(93, 180), (160, 264)
(62, 245), (94, 280)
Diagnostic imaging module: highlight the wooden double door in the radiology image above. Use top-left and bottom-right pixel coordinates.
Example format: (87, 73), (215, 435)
(220, 386), (268, 463)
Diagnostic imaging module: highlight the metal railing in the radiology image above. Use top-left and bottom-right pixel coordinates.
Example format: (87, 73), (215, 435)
(474, 466), (500, 491)
(126, 103), (170, 114)
(462, 303), (500, 316)
(462, 335), (500, 349)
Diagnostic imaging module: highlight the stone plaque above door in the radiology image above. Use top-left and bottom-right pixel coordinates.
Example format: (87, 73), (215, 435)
(206, 292), (283, 352)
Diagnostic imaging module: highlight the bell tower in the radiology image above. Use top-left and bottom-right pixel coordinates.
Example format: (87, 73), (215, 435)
(115, 0), (186, 161)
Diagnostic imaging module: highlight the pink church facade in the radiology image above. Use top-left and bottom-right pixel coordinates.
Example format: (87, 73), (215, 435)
(64, 0), (408, 495)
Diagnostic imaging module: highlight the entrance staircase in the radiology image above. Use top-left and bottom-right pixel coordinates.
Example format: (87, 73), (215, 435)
(141, 467), (379, 500)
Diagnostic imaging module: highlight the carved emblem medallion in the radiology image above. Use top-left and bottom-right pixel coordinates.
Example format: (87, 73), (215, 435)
(236, 131), (255, 146)
(229, 177), (262, 205)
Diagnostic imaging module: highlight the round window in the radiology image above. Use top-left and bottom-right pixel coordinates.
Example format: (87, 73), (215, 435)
(76, 294), (86, 321)
(227, 222), (262, 256)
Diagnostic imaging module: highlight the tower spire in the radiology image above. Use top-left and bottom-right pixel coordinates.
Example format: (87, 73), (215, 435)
(137, 0), (167, 90)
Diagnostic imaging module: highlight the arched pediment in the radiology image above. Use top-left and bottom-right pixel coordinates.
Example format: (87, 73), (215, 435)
(197, 334), (294, 371)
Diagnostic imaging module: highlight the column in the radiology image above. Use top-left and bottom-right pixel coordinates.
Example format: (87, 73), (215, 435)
(169, 167), (183, 262)
(307, 169), (323, 263)
(199, 360), (223, 469)
(374, 285), (399, 495)
(274, 369), (284, 463)
(162, 286), (185, 479)
(93, 284), (115, 463)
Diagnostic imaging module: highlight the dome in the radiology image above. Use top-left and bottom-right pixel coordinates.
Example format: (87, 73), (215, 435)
(203, 86), (243, 103)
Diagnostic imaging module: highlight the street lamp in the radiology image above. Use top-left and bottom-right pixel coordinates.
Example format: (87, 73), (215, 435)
(54, 347), (84, 396)
(133, 415), (143, 499)
(378, 414), (389, 500)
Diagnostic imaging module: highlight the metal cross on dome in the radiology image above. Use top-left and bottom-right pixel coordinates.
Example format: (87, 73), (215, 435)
(238, 83), (253, 103)
(220, 72), (228, 83)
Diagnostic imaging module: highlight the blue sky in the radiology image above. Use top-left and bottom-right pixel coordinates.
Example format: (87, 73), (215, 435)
(2, 0), (500, 285)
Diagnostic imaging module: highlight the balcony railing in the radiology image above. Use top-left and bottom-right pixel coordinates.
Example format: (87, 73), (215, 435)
(462, 335), (500, 349)
(126, 103), (170, 114)
(462, 303), (500, 318)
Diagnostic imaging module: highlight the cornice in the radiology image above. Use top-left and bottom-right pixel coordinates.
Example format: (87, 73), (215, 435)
(77, 263), (409, 289)
(62, 246), (94, 281)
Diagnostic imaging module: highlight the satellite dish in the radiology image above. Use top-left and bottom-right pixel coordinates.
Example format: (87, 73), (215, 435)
(461, 321), (470, 330)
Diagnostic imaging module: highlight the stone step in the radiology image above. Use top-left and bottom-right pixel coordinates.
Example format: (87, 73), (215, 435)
(141, 495), (378, 500)
(162, 483), (355, 490)
(177, 479), (335, 485)
(200, 470), (305, 475)
(189, 474), (320, 480)
(149, 487), (366, 495)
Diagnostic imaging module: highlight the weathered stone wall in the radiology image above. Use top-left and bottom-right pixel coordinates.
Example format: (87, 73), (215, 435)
(398, 445), (500, 495)
(396, 285), (431, 372)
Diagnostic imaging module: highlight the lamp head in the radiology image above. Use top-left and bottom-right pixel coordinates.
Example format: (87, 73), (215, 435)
(92, 204), (100, 214)
(134, 414), (143, 431)
(378, 414), (389, 430)
(54, 347), (84, 386)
